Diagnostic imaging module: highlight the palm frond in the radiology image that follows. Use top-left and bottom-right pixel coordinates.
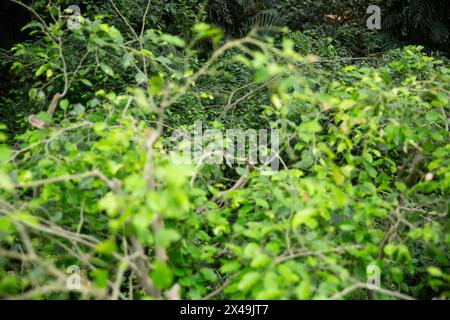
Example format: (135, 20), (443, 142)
(409, 0), (433, 28)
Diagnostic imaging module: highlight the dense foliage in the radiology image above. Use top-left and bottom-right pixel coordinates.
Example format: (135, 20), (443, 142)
(0, 0), (448, 300)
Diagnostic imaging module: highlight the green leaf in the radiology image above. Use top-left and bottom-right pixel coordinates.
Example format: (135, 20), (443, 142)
(35, 64), (48, 77)
(91, 269), (109, 288)
(36, 112), (51, 122)
(108, 27), (124, 44)
(96, 241), (117, 255)
(0, 171), (13, 191)
(149, 76), (164, 96)
(160, 34), (185, 47)
(237, 272), (260, 291)
(333, 167), (345, 185)
(59, 99), (69, 110)
(236, 167), (249, 177)
(339, 223), (356, 231)
(81, 79), (93, 87)
(135, 72), (147, 84)
(200, 268), (218, 282)
(98, 192), (121, 217)
(299, 120), (322, 134)
(155, 228), (180, 248)
(427, 266), (443, 277)
(150, 261), (173, 290)
(100, 63), (114, 77)
(28, 88), (38, 100)
(220, 261), (240, 274)
(0, 145), (12, 162)
(0, 217), (13, 233)
(292, 208), (318, 229)
(383, 243), (396, 256)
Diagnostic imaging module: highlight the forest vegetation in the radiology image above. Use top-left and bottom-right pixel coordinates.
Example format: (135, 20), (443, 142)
(0, 0), (448, 300)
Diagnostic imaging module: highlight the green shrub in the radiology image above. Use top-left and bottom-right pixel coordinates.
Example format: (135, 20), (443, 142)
(0, 3), (448, 300)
